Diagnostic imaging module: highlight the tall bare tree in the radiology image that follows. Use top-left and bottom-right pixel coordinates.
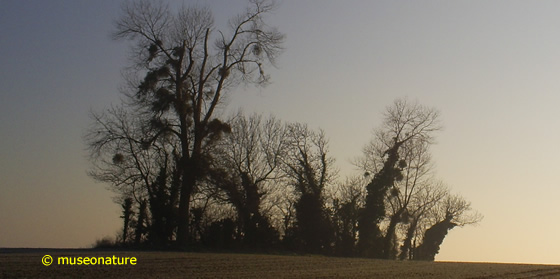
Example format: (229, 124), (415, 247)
(208, 112), (287, 247)
(330, 175), (367, 256)
(111, 0), (284, 246)
(282, 123), (337, 253)
(85, 105), (180, 245)
(357, 98), (441, 258)
(398, 181), (447, 260)
(383, 139), (434, 259)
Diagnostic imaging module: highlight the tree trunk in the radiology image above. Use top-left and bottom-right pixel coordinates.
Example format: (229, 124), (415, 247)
(414, 218), (456, 261)
(399, 217), (419, 260)
(176, 109), (202, 247)
(176, 158), (196, 247)
(358, 140), (404, 258)
(383, 208), (404, 259)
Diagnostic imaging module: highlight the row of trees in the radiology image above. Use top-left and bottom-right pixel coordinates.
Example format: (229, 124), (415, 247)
(85, 0), (481, 261)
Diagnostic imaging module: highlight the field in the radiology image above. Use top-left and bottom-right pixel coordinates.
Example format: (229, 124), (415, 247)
(2, 249), (560, 278)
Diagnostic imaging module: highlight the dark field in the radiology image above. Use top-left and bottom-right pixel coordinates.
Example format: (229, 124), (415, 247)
(1, 249), (560, 278)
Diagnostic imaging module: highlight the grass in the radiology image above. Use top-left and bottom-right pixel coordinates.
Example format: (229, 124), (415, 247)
(1, 249), (560, 278)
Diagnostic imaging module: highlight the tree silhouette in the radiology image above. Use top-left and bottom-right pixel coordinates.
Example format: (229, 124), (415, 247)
(398, 181), (447, 260)
(208, 113), (286, 248)
(383, 139), (434, 259)
(135, 200), (148, 245)
(357, 98), (441, 258)
(120, 197), (134, 245)
(85, 105), (180, 246)
(282, 123), (336, 253)
(414, 193), (483, 261)
(414, 216), (456, 261)
(111, 0), (284, 247)
(330, 176), (366, 256)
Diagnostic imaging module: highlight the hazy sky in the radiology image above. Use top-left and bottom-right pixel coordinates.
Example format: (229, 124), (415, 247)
(2, 0), (560, 264)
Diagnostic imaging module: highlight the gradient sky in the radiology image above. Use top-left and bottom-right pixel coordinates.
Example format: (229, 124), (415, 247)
(2, 0), (560, 264)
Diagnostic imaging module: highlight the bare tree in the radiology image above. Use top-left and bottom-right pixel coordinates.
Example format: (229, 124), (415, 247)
(398, 181), (447, 260)
(120, 197), (134, 245)
(383, 139), (434, 259)
(86, 106), (160, 201)
(329, 175), (367, 256)
(282, 123), (337, 253)
(267, 186), (298, 239)
(208, 112), (287, 247)
(111, 0), (284, 246)
(414, 192), (483, 261)
(85, 105), (180, 245)
(357, 98), (441, 258)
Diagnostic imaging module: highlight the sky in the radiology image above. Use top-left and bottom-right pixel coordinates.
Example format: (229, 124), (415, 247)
(2, 0), (560, 264)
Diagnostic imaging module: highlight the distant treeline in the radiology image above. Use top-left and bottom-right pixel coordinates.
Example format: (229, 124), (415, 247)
(85, 0), (481, 261)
